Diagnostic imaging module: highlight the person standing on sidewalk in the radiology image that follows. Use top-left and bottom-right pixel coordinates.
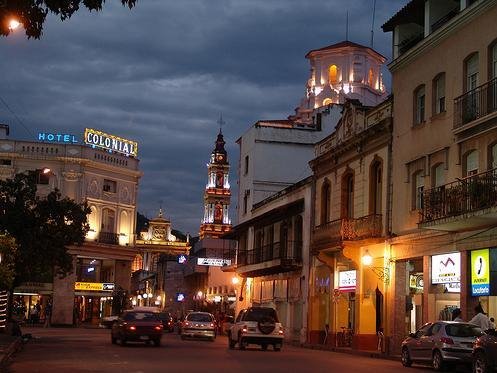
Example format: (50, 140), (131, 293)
(44, 300), (52, 328)
(469, 303), (492, 331)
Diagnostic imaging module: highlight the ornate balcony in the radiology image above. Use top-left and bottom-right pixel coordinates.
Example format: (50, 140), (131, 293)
(454, 78), (497, 130)
(419, 168), (497, 231)
(98, 231), (119, 245)
(237, 241), (302, 277)
(312, 214), (383, 252)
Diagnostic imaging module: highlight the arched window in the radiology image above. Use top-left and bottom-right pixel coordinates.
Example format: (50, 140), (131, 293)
(323, 98), (333, 106)
(320, 180), (331, 225)
(433, 73), (446, 114)
(368, 68), (374, 87)
(329, 65), (339, 84)
(342, 173), (354, 219)
(369, 160), (382, 214)
(491, 42), (497, 79)
(413, 85), (426, 125)
(489, 143), (497, 170)
(464, 150), (479, 176)
(412, 171), (424, 210)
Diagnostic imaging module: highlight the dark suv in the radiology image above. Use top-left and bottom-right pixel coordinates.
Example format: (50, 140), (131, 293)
(473, 330), (497, 373)
(228, 307), (284, 351)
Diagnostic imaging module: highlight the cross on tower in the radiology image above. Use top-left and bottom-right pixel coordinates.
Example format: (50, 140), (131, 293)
(217, 114), (226, 133)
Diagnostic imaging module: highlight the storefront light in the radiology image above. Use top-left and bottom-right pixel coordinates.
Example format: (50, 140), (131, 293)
(232, 277), (239, 285)
(148, 293), (153, 298)
(197, 291), (203, 298)
(142, 293), (148, 299)
(362, 250), (373, 266)
(132, 299), (137, 306)
(156, 295), (161, 301)
(137, 294), (142, 300)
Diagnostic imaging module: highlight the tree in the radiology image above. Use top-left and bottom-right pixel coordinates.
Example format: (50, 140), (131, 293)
(0, 0), (137, 39)
(0, 172), (90, 288)
(0, 234), (16, 290)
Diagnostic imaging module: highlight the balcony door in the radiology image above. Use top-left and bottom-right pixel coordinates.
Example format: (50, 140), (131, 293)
(369, 160), (382, 215)
(342, 173), (354, 219)
(465, 53), (479, 120)
(101, 208), (115, 233)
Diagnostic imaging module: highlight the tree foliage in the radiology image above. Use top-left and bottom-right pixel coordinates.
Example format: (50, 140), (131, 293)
(0, 172), (90, 287)
(0, 0), (137, 39)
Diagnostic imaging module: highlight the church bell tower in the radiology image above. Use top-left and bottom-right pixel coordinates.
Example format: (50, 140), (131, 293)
(199, 129), (232, 239)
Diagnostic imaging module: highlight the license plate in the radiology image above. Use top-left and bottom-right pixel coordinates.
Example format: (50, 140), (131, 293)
(140, 336), (149, 340)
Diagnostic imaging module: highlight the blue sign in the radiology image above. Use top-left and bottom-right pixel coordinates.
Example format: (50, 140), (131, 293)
(176, 293), (185, 302)
(38, 132), (78, 144)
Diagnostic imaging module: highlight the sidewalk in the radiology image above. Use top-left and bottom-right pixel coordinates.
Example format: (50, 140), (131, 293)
(291, 341), (401, 361)
(0, 333), (22, 369)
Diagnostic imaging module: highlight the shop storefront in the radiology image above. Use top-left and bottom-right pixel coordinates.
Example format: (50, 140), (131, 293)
(469, 248), (497, 320)
(13, 282), (53, 324)
(430, 252), (461, 322)
(74, 281), (115, 324)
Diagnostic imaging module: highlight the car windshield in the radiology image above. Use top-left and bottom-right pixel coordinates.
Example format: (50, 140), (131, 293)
(244, 308), (278, 322)
(186, 313), (212, 322)
(123, 312), (159, 321)
(445, 324), (484, 337)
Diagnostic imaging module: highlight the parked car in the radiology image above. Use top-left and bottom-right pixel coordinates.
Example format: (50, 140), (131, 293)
(228, 307), (284, 351)
(401, 321), (484, 371)
(158, 312), (175, 333)
(100, 315), (119, 328)
(472, 329), (497, 373)
(111, 310), (163, 346)
(181, 312), (216, 341)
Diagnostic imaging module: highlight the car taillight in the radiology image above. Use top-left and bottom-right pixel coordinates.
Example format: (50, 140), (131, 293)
(128, 325), (136, 331)
(440, 337), (454, 345)
(185, 322), (189, 326)
(155, 325), (163, 330)
(242, 325), (248, 333)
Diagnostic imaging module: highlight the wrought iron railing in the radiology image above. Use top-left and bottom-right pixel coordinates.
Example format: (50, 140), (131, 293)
(420, 168), (497, 223)
(454, 78), (497, 129)
(238, 241), (302, 267)
(314, 214), (383, 243)
(99, 231), (119, 245)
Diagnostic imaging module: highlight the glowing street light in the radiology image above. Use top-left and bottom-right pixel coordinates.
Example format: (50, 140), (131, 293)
(8, 19), (21, 31)
(361, 250), (373, 266)
(232, 276), (239, 285)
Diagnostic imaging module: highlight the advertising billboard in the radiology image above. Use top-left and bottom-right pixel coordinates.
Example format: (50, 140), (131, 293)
(471, 249), (490, 296)
(431, 253), (461, 284)
(338, 270), (357, 292)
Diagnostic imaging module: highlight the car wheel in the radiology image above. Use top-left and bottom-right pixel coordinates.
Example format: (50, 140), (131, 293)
(238, 334), (246, 350)
(154, 339), (161, 347)
(474, 351), (491, 373)
(228, 334), (236, 349)
(120, 337), (127, 346)
(432, 350), (445, 371)
(261, 344), (268, 351)
(401, 347), (412, 367)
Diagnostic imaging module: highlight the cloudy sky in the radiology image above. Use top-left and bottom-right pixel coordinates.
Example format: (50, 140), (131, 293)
(0, 0), (403, 236)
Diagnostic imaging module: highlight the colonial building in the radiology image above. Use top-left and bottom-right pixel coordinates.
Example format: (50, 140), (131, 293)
(0, 125), (141, 326)
(132, 209), (190, 313)
(382, 0), (497, 355)
(309, 98), (393, 350)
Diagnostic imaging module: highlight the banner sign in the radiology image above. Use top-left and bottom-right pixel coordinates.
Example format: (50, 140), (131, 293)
(338, 270), (356, 292)
(38, 132), (78, 144)
(471, 249), (490, 296)
(431, 253), (461, 284)
(197, 258), (231, 267)
(84, 128), (138, 157)
(74, 282), (114, 292)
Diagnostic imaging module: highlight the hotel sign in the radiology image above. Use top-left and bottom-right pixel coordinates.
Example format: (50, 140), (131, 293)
(197, 258), (231, 267)
(431, 253), (461, 284)
(471, 249), (490, 296)
(84, 128), (138, 157)
(74, 282), (115, 292)
(38, 132), (78, 143)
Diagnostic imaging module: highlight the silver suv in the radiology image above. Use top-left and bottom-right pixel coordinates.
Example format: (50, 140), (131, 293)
(228, 307), (284, 351)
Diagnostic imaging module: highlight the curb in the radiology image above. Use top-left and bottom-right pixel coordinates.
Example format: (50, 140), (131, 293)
(0, 337), (23, 369)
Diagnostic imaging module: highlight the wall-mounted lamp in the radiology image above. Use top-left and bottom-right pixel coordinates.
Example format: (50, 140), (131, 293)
(361, 249), (394, 284)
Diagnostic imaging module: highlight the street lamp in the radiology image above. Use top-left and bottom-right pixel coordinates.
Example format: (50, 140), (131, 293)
(8, 18), (21, 31)
(231, 276), (239, 285)
(361, 250), (373, 266)
(361, 249), (393, 284)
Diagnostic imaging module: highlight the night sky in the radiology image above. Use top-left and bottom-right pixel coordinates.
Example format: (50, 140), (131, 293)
(0, 0), (403, 236)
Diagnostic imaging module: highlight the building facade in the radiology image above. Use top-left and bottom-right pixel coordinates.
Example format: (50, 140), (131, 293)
(383, 0), (497, 354)
(0, 125), (142, 326)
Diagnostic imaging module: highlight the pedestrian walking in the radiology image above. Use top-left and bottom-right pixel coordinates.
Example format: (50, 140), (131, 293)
(44, 300), (52, 328)
(469, 303), (492, 331)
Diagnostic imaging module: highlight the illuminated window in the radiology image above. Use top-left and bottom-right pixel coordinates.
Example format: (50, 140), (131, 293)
(132, 255), (143, 272)
(329, 65), (339, 84)
(368, 68), (374, 87)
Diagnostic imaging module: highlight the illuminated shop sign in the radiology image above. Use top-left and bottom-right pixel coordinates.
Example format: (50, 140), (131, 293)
(338, 270), (356, 292)
(409, 274), (424, 290)
(74, 282), (115, 291)
(471, 249), (490, 296)
(197, 258), (231, 267)
(176, 293), (185, 302)
(38, 132), (78, 143)
(178, 255), (187, 264)
(431, 253), (461, 284)
(84, 128), (138, 157)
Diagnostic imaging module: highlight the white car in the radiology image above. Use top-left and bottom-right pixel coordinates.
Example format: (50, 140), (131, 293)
(181, 312), (216, 341)
(228, 307), (284, 351)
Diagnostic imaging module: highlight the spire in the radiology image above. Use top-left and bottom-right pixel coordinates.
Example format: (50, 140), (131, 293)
(217, 113), (225, 134)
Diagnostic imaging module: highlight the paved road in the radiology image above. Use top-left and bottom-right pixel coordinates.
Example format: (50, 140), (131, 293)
(6, 327), (456, 373)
